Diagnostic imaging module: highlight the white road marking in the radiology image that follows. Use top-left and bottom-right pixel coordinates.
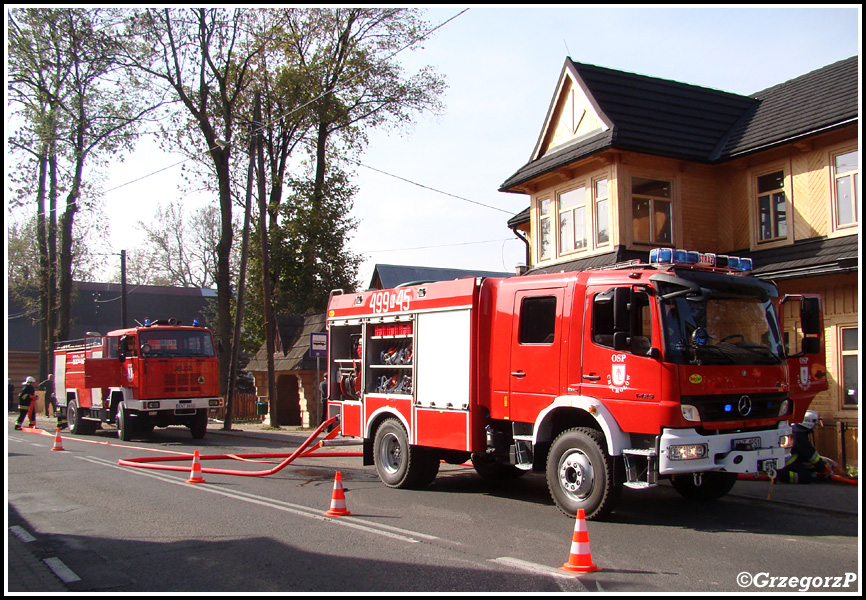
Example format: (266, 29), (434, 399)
(79, 456), (441, 545)
(43, 557), (82, 583)
(9, 525), (37, 543)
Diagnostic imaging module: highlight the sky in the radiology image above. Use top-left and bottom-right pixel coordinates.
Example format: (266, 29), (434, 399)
(68, 6), (863, 289)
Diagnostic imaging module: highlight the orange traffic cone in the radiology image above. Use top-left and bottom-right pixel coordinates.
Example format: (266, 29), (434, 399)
(324, 471), (352, 517)
(559, 509), (600, 574)
(50, 427), (65, 452)
(186, 450), (206, 484)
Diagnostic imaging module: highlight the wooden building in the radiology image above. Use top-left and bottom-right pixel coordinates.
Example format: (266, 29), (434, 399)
(500, 56), (858, 468)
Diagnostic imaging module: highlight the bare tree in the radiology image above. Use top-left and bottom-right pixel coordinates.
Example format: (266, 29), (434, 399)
(121, 8), (267, 394)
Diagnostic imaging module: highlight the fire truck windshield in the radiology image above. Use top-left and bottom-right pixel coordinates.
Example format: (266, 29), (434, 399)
(655, 272), (784, 366)
(139, 330), (215, 358)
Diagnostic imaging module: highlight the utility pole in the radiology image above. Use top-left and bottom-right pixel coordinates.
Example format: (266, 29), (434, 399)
(254, 91), (278, 426)
(120, 249), (127, 328)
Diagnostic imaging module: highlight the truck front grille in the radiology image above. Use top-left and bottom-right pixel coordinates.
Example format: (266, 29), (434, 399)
(163, 373), (203, 394)
(683, 392), (788, 422)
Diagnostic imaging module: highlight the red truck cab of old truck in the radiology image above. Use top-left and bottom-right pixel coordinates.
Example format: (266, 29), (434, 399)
(326, 249), (827, 519)
(54, 320), (223, 441)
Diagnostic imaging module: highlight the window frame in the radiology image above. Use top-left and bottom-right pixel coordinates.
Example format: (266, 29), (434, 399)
(630, 175), (673, 247)
(750, 164), (793, 249)
(830, 147), (858, 233)
(838, 324), (858, 410)
(534, 171), (611, 264)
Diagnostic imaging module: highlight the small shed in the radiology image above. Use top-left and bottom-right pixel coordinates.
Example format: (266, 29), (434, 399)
(245, 313), (327, 427)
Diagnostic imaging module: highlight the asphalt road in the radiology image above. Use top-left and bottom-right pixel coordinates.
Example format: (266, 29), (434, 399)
(7, 417), (861, 593)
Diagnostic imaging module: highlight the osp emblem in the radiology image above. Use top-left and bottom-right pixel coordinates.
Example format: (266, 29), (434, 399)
(607, 354), (630, 393)
(737, 395), (753, 417)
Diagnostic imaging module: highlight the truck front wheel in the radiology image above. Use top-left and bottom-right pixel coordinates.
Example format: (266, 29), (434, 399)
(67, 401), (97, 435)
(373, 418), (436, 489)
(116, 403), (133, 441)
(190, 409), (207, 439)
(546, 427), (621, 520)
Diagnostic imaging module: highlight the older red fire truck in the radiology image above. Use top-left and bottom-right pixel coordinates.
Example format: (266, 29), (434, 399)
(325, 249), (827, 519)
(54, 319), (223, 441)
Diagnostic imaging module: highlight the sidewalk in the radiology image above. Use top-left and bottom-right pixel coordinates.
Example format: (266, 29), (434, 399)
(7, 413), (859, 591)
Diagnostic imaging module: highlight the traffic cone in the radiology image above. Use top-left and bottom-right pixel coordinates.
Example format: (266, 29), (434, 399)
(50, 427), (65, 451)
(324, 471), (352, 517)
(559, 509), (600, 574)
(185, 450), (206, 484)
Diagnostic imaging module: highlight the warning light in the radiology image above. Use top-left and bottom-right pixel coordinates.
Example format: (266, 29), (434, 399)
(649, 248), (752, 273)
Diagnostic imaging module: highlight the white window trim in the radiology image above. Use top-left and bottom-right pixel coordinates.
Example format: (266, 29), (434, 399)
(829, 146), (859, 236)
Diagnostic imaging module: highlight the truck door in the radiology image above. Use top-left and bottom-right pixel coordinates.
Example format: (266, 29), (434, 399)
(83, 335), (122, 388)
(508, 288), (565, 422)
(783, 294), (829, 422)
(580, 285), (661, 434)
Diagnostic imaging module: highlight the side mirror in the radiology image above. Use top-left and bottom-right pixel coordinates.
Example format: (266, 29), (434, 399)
(613, 287), (631, 332)
(613, 331), (629, 351)
(800, 297), (821, 335)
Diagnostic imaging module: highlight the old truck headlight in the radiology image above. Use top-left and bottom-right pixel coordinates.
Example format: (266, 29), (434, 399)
(681, 404), (700, 422)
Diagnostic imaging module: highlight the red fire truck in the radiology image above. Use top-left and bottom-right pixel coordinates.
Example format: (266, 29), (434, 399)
(325, 249), (827, 519)
(54, 319), (223, 441)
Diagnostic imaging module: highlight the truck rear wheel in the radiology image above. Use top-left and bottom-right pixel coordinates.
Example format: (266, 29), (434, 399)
(546, 427), (621, 520)
(67, 401), (97, 435)
(373, 418), (436, 489)
(671, 472), (737, 501)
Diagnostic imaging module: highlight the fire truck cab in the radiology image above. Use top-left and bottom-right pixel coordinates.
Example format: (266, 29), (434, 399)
(54, 320), (223, 441)
(325, 249), (827, 519)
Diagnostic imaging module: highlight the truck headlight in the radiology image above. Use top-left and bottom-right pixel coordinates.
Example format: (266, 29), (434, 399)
(778, 399), (790, 417)
(209, 399), (223, 407)
(779, 434), (794, 449)
(669, 443), (708, 460)
(145, 401), (160, 409)
(681, 404), (700, 422)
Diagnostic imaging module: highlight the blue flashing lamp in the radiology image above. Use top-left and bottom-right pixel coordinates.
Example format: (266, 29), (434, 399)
(193, 319), (200, 327)
(144, 318), (152, 327)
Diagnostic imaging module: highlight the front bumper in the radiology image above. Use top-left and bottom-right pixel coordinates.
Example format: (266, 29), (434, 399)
(659, 422), (791, 475)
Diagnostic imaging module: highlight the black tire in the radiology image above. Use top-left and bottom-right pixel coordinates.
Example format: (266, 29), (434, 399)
(414, 449), (441, 488)
(67, 401), (97, 435)
(671, 472), (737, 501)
(546, 427), (621, 520)
(116, 403), (133, 441)
(373, 418), (430, 489)
(190, 409), (207, 439)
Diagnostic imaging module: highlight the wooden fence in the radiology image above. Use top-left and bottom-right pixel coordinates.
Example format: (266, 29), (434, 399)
(211, 393), (264, 423)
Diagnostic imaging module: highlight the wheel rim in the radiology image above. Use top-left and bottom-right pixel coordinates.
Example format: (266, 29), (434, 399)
(558, 449), (594, 500)
(379, 432), (402, 475)
(68, 405), (76, 430)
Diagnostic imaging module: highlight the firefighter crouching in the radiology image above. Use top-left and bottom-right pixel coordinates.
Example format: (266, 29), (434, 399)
(777, 410), (834, 484)
(15, 376), (38, 430)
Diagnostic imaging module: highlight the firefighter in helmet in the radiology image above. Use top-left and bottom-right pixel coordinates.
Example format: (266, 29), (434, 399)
(777, 410), (832, 483)
(15, 376), (38, 430)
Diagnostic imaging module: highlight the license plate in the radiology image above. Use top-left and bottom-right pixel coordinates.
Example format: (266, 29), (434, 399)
(732, 437), (761, 451)
(176, 403), (192, 410)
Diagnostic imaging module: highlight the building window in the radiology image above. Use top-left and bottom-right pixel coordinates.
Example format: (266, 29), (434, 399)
(632, 177), (672, 245)
(841, 326), (858, 408)
(756, 170), (788, 242)
(559, 186), (586, 254)
(833, 150), (858, 229)
(595, 179), (610, 246)
(539, 197), (551, 260)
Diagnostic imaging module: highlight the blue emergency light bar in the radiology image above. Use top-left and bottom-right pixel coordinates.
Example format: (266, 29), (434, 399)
(649, 248), (752, 273)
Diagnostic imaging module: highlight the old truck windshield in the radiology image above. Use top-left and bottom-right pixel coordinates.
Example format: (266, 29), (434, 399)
(656, 274), (784, 366)
(140, 330), (215, 358)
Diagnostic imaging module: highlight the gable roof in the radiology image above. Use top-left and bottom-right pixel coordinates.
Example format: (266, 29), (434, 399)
(369, 264), (512, 290)
(246, 313), (326, 373)
(500, 55), (858, 192)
